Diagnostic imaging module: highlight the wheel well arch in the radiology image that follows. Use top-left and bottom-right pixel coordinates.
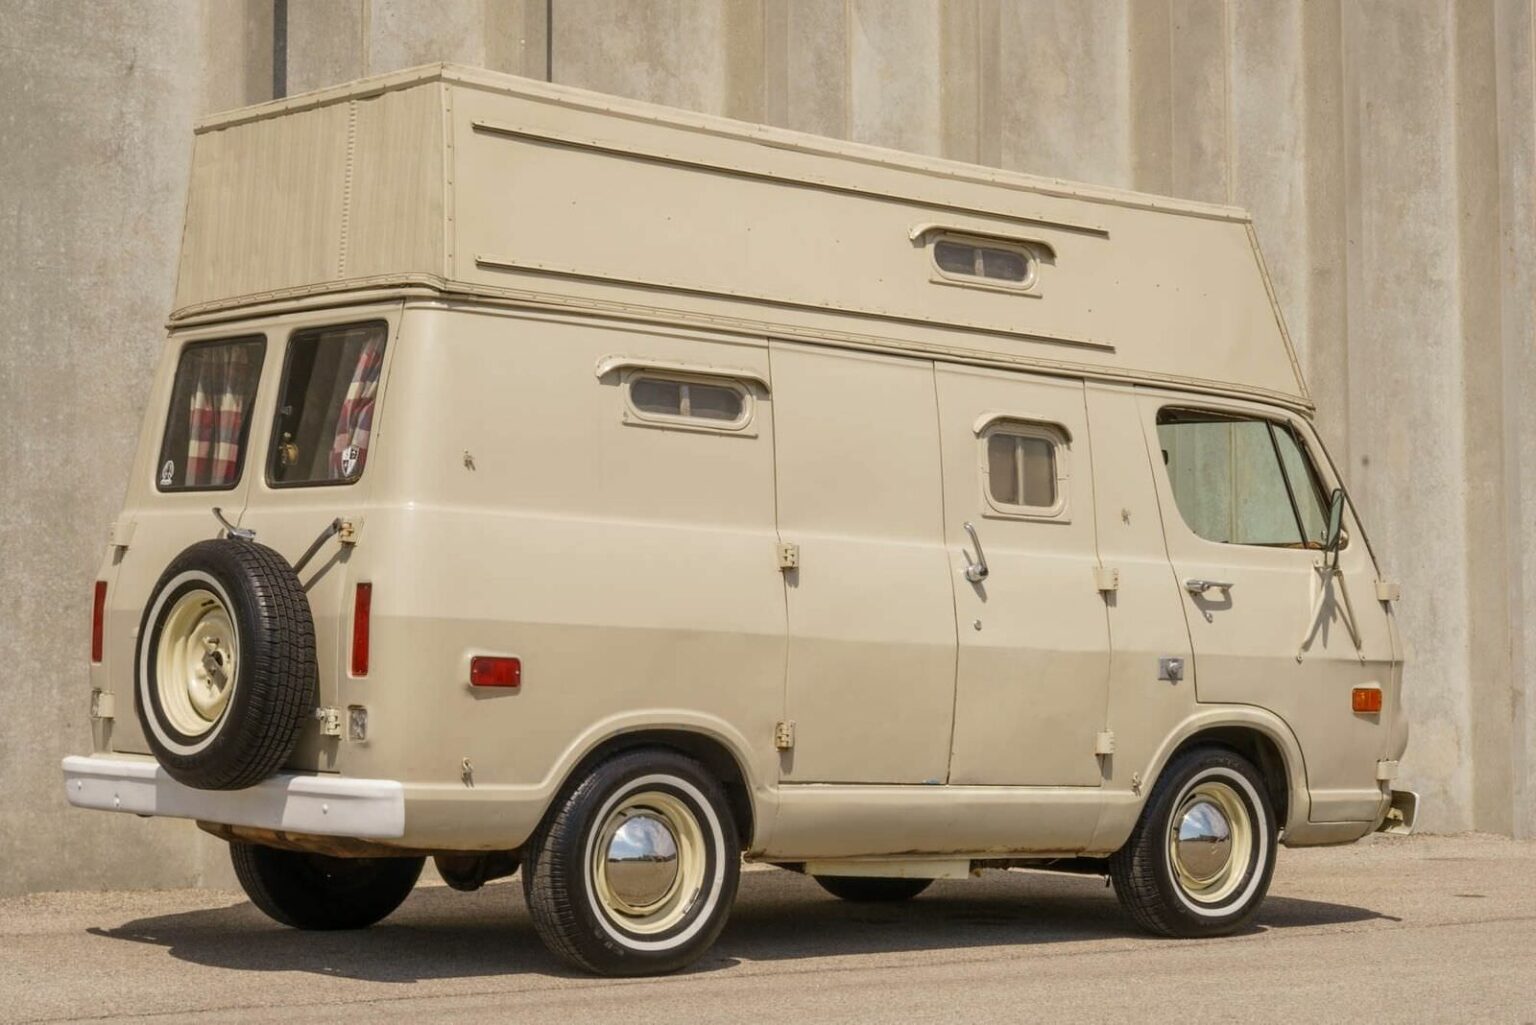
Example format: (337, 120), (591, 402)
(559, 729), (757, 849)
(1168, 726), (1292, 826)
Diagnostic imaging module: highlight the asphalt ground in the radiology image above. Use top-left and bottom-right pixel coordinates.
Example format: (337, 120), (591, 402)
(2, 833), (1532, 1024)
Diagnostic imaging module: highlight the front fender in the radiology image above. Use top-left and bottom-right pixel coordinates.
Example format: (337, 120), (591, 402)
(1091, 706), (1311, 853)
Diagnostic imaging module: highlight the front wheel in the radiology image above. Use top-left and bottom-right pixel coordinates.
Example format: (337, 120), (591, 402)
(231, 842), (424, 930)
(522, 748), (740, 976)
(1109, 746), (1277, 937)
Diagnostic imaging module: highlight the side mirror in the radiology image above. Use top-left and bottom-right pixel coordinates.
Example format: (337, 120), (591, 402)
(1323, 488), (1346, 554)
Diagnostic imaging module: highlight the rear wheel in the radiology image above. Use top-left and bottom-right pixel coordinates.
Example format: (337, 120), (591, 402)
(814, 875), (932, 902)
(522, 748), (740, 976)
(231, 842), (423, 930)
(1109, 746), (1277, 937)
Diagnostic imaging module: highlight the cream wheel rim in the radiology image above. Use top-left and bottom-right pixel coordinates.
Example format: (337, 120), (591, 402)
(154, 588), (239, 738)
(1167, 779), (1251, 905)
(590, 790), (706, 935)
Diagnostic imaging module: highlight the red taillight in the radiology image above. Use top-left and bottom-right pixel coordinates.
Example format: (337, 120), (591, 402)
(1352, 687), (1382, 714)
(351, 582), (372, 677)
(90, 581), (107, 663)
(470, 656), (521, 688)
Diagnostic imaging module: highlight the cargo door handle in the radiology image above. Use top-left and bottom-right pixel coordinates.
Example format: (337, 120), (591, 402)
(1184, 578), (1233, 595)
(962, 522), (989, 583)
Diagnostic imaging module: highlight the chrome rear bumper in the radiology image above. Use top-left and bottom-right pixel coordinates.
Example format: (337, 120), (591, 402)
(61, 754), (405, 839)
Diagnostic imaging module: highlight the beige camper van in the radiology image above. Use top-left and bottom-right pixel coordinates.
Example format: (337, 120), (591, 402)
(64, 64), (1415, 976)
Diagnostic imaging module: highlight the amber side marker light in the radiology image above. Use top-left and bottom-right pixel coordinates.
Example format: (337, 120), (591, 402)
(470, 656), (521, 689)
(90, 581), (107, 663)
(351, 583), (372, 677)
(1352, 687), (1383, 714)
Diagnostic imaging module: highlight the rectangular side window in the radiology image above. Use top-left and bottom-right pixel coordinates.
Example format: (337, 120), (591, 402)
(156, 336), (265, 491)
(625, 373), (750, 430)
(268, 321), (388, 487)
(1156, 409), (1327, 547)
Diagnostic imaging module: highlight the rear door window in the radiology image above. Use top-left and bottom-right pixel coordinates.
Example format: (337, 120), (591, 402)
(156, 336), (265, 491)
(268, 321), (388, 487)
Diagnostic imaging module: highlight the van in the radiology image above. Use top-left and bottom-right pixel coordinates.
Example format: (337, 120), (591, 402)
(63, 64), (1416, 976)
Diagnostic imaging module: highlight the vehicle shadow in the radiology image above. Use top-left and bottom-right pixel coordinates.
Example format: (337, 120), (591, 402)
(88, 868), (1396, 984)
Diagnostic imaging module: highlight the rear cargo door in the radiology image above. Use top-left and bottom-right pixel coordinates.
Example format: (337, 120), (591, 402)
(103, 330), (272, 757)
(234, 315), (399, 772)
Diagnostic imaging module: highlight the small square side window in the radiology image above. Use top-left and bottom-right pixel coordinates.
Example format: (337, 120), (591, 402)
(986, 432), (1058, 509)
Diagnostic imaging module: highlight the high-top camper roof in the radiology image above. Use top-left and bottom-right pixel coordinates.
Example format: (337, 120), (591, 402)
(175, 64), (1308, 408)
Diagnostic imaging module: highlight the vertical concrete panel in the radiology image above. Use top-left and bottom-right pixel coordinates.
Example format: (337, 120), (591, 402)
(285, 0), (366, 94)
(1229, 1), (1306, 374)
(938, 0), (981, 164)
(0, 0), (235, 896)
(1166, 0), (1229, 203)
(995, 0), (1130, 184)
(201, 0), (276, 112)
(1342, 2), (1471, 830)
(369, 0), (489, 72)
(770, 0), (847, 138)
(1493, 0), (1536, 839)
(1300, 0), (1349, 457)
(1454, 0), (1514, 837)
(484, 0), (551, 79)
(1130, 0), (1174, 194)
(549, 0), (736, 116)
(847, 0), (942, 156)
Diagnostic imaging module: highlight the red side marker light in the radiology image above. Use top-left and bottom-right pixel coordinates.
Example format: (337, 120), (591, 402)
(91, 581), (107, 663)
(1352, 687), (1382, 714)
(470, 656), (521, 689)
(351, 582), (372, 677)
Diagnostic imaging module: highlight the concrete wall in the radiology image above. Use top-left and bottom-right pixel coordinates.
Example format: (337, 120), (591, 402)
(2, 0), (1533, 895)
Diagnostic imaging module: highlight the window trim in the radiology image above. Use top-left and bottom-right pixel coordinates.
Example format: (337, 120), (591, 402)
(975, 415), (1071, 521)
(264, 319), (390, 490)
(154, 334), (268, 494)
(1155, 406), (1336, 551)
(620, 369), (756, 435)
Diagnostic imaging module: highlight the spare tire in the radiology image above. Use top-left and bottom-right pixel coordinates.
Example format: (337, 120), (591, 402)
(135, 539), (316, 790)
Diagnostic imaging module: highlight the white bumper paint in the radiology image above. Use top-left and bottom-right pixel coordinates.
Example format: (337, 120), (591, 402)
(61, 755), (406, 839)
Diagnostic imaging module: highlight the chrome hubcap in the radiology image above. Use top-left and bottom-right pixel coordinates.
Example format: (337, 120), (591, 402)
(590, 790), (707, 934)
(1167, 780), (1252, 904)
(155, 589), (238, 737)
(604, 813), (680, 909)
(1174, 800), (1233, 881)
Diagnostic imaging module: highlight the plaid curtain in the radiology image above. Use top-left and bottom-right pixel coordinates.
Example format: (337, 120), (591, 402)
(185, 347), (255, 487)
(329, 334), (385, 477)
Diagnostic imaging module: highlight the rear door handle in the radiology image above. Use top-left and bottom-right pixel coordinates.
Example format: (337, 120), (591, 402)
(1184, 578), (1234, 595)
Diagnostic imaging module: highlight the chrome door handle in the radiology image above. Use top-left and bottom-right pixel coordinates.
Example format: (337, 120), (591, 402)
(1184, 578), (1233, 595)
(962, 521), (989, 583)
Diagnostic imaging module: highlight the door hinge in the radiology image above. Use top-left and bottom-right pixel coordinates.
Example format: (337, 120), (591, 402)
(1093, 565), (1119, 593)
(774, 720), (795, 750)
(89, 689), (116, 721)
(314, 706), (343, 737)
(1094, 730), (1116, 756)
(776, 542), (800, 571)
(107, 518), (135, 551)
